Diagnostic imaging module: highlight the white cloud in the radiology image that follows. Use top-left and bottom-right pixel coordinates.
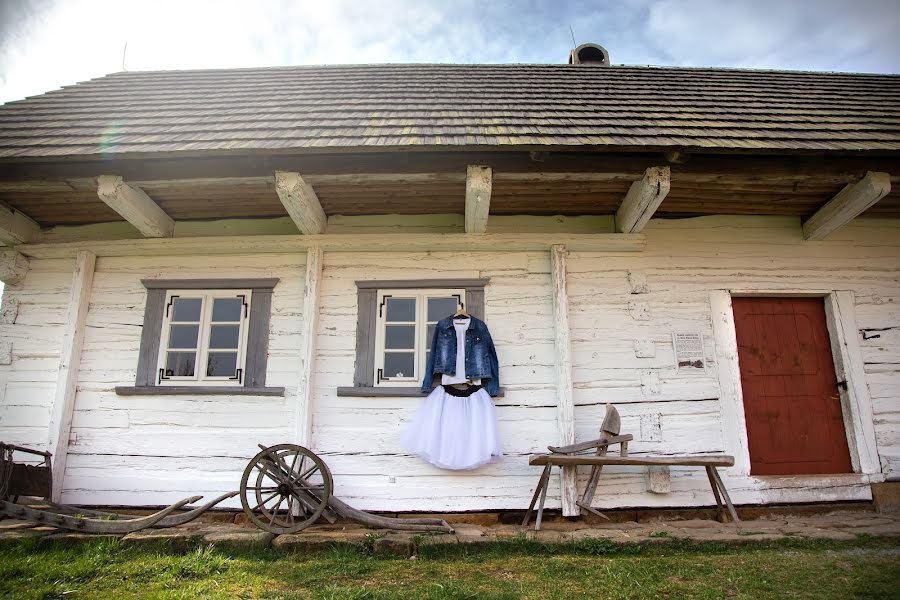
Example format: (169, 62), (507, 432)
(0, 0), (897, 103)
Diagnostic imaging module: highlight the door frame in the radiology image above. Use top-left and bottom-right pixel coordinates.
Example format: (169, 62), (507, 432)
(710, 289), (880, 478)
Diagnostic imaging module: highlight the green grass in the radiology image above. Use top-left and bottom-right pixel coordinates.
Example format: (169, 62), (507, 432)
(0, 535), (898, 599)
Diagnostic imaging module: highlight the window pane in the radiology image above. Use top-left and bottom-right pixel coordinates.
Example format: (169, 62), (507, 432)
(212, 297), (243, 322)
(385, 297), (415, 322)
(168, 324), (199, 349)
(207, 352), (238, 377)
(426, 323), (436, 348)
(385, 325), (415, 349)
(171, 297), (202, 322)
(427, 297), (459, 321)
(165, 351), (196, 377)
(383, 352), (414, 379)
(209, 324), (240, 349)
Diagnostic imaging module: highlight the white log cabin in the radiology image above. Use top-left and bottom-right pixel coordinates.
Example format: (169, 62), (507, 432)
(0, 45), (898, 515)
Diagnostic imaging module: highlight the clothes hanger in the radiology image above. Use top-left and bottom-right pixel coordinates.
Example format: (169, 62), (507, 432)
(453, 305), (470, 318)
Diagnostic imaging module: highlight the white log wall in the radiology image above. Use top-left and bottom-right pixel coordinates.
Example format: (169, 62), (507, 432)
(0, 215), (897, 511)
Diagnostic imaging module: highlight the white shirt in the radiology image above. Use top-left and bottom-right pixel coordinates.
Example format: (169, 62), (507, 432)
(441, 317), (482, 386)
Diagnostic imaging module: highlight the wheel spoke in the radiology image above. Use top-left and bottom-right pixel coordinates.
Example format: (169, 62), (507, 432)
(250, 491), (279, 512)
(268, 495), (285, 526)
(286, 495), (295, 525)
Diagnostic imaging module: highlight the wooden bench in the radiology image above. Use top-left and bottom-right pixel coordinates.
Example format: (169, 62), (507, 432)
(522, 405), (740, 530)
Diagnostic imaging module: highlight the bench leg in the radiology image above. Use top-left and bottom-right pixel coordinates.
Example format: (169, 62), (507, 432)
(705, 465), (726, 522)
(522, 464), (551, 528)
(535, 468), (551, 531)
(710, 467), (740, 523)
(578, 464), (609, 520)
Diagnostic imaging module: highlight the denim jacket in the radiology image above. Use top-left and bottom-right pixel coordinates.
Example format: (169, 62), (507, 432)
(421, 315), (500, 397)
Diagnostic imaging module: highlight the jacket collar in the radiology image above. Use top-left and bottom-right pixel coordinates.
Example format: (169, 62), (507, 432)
(442, 314), (477, 331)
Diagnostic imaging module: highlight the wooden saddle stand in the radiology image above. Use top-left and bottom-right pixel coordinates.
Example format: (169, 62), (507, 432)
(523, 404), (741, 530)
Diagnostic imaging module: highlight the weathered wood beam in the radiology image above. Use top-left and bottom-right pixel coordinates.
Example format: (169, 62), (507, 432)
(465, 165), (492, 233)
(550, 244), (578, 516)
(615, 166), (671, 233)
(3, 151), (899, 183)
(96, 175), (174, 238)
(802, 171), (891, 240)
(274, 171), (327, 235)
(17, 233), (646, 259)
(0, 201), (41, 245)
(47, 250), (95, 501)
(294, 246), (323, 445)
(0, 250), (29, 285)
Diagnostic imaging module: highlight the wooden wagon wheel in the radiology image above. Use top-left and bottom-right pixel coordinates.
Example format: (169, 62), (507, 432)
(239, 444), (333, 534)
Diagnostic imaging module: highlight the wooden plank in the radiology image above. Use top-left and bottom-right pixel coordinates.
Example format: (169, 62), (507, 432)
(709, 290), (752, 476)
(96, 175), (175, 238)
(134, 288), (165, 386)
(114, 386), (284, 396)
(274, 171), (327, 235)
(353, 289), (377, 387)
(0, 250), (29, 285)
(355, 278), (490, 289)
(2, 150), (897, 184)
(802, 171), (891, 240)
(465, 165), (492, 234)
(529, 454), (736, 467)
(46, 249), (95, 502)
(615, 166), (671, 233)
(141, 278), (280, 289)
(17, 232), (647, 259)
(294, 246), (323, 445)
(825, 292), (881, 475)
(550, 244), (577, 516)
(0, 201), (41, 245)
(244, 288), (273, 387)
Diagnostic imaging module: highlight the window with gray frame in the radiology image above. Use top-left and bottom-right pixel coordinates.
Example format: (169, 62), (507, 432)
(115, 278), (284, 396)
(337, 279), (489, 397)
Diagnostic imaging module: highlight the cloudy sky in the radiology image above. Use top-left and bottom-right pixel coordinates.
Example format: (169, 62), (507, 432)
(1, 0), (898, 103)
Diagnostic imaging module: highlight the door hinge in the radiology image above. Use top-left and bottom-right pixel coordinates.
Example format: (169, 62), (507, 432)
(836, 380), (848, 391)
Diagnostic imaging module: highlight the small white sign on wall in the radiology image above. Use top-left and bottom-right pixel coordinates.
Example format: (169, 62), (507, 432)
(672, 331), (705, 372)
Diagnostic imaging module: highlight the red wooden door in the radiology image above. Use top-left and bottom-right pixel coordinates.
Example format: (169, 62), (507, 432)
(732, 297), (852, 475)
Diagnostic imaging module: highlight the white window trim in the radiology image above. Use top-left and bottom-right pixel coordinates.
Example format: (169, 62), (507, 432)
(157, 289), (252, 387)
(373, 288), (464, 387)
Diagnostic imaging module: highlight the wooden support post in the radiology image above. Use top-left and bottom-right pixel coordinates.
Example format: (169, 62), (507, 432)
(465, 165), (492, 233)
(96, 176), (175, 238)
(550, 244), (578, 516)
(615, 166), (671, 233)
(802, 171), (891, 240)
(0, 201), (40, 245)
(47, 250), (95, 502)
(294, 245), (323, 446)
(705, 465), (727, 522)
(522, 464), (552, 528)
(274, 171), (327, 235)
(0, 250), (29, 285)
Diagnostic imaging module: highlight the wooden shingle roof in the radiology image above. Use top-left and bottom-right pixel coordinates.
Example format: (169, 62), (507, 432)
(0, 64), (898, 159)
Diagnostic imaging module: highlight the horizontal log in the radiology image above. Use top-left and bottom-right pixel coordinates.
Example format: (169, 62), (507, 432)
(1, 150), (898, 183)
(529, 453), (735, 467)
(17, 232), (646, 259)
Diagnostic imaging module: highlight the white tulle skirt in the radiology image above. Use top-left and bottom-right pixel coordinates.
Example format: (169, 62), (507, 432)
(401, 386), (502, 470)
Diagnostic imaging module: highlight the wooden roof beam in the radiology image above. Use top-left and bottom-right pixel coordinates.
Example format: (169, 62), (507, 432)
(802, 171), (891, 240)
(465, 165), (492, 234)
(0, 201), (41, 246)
(615, 166), (671, 233)
(0, 249), (29, 285)
(96, 175), (174, 238)
(274, 171), (327, 234)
